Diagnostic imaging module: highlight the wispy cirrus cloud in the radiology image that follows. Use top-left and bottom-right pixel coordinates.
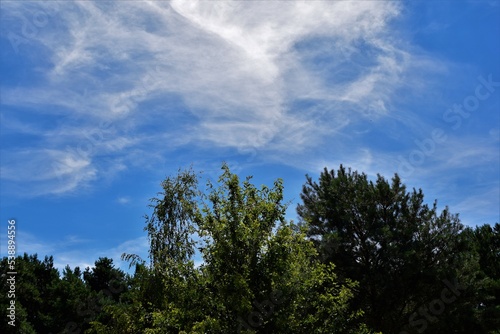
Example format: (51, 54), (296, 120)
(1, 0), (458, 197)
(116, 196), (131, 205)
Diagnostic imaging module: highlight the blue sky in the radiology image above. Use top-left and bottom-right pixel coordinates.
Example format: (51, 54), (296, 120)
(1, 0), (499, 272)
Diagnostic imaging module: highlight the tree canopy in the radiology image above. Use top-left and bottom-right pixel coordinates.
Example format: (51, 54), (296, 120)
(298, 165), (499, 333)
(0, 164), (498, 333)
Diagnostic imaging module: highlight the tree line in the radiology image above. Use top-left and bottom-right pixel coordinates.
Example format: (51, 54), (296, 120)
(1, 164), (499, 333)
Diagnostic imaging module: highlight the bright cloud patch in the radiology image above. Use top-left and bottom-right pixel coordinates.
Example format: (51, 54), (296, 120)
(1, 0), (416, 196)
(0, 0), (498, 270)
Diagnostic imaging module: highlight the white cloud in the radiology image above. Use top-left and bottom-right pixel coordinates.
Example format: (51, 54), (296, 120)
(1, 1), (449, 196)
(117, 196), (130, 205)
(0, 149), (97, 196)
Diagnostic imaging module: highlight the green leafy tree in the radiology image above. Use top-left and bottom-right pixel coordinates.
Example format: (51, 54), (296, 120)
(54, 265), (92, 333)
(298, 165), (478, 333)
(83, 257), (128, 301)
(472, 223), (500, 332)
(0, 254), (60, 332)
(194, 166), (294, 332)
(192, 165), (369, 332)
(97, 168), (203, 333)
(0, 254), (92, 333)
(96, 164), (370, 333)
(85, 262), (161, 334)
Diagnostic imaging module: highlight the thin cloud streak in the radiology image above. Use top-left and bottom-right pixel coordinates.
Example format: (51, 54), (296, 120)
(1, 1), (448, 197)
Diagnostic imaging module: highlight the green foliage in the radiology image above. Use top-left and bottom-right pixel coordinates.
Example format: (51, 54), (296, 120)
(83, 257), (128, 300)
(472, 223), (500, 332)
(0, 254), (61, 332)
(144, 167), (199, 270)
(111, 163), (369, 333)
(285, 262), (371, 334)
(2, 164), (497, 333)
(297, 165), (483, 333)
